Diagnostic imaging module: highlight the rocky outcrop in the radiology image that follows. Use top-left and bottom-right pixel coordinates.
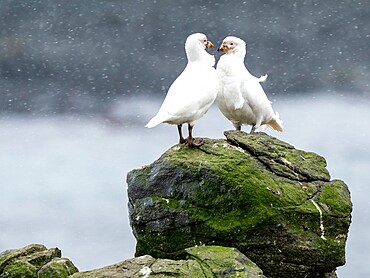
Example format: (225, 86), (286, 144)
(71, 245), (266, 278)
(0, 244), (78, 278)
(0, 245), (266, 278)
(127, 131), (352, 278)
(0, 132), (352, 278)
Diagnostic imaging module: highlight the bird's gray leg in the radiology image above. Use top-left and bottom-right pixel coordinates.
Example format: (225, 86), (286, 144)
(177, 124), (186, 144)
(186, 124), (203, 147)
(250, 125), (256, 134)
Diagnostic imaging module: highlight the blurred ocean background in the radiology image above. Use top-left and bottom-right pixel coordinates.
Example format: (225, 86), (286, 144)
(0, 1), (369, 277)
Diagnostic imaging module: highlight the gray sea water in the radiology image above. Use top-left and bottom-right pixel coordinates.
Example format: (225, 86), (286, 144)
(0, 93), (369, 277)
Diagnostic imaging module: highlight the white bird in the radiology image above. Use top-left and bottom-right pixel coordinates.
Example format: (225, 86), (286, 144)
(145, 33), (219, 147)
(216, 36), (283, 133)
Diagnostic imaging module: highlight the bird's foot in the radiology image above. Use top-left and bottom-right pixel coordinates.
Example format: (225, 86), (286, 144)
(186, 137), (204, 148)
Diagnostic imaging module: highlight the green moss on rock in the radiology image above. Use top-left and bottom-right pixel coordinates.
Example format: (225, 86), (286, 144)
(38, 258), (79, 278)
(0, 244), (47, 274)
(0, 244), (78, 278)
(186, 246), (265, 278)
(1, 260), (37, 278)
(225, 130), (330, 181)
(318, 179), (352, 217)
(71, 246), (266, 278)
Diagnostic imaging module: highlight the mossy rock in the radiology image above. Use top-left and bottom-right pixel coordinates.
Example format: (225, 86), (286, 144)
(0, 244), (48, 274)
(1, 260), (38, 278)
(38, 258), (79, 278)
(185, 245), (265, 277)
(70, 245), (266, 278)
(127, 131), (352, 278)
(0, 244), (78, 278)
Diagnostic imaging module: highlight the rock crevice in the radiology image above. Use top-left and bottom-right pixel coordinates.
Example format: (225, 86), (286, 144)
(225, 131), (330, 182)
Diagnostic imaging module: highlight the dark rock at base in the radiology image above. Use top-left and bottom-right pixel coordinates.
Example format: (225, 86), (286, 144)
(127, 131), (352, 278)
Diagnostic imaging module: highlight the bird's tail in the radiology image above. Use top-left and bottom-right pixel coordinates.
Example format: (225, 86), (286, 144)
(267, 112), (284, 132)
(145, 115), (162, 128)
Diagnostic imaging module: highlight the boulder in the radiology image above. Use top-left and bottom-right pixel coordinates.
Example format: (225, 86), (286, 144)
(38, 258), (79, 278)
(0, 244), (78, 278)
(70, 245), (266, 278)
(127, 131), (352, 278)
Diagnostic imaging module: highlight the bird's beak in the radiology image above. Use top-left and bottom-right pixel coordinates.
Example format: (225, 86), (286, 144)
(206, 41), (214, 49)
(217, 43), (226, 52)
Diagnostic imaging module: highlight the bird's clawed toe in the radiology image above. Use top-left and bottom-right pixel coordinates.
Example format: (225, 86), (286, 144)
(186, 137), (203, 148)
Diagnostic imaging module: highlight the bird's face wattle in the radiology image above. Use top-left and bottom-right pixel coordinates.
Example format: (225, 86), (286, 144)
(217, 40), (237, 54)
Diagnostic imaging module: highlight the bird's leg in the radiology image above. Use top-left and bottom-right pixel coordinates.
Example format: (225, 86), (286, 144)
(250, 125), (256, 134)
(233, 122), (241, 131)
(177, 124), (186, 144)
(186, 124), (203, 147)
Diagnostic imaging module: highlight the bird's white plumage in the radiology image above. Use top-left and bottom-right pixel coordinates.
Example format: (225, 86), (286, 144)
(216, 36), (283, 132)
(145, 33), (218, 129)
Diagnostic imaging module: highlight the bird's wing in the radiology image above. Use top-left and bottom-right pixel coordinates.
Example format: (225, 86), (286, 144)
(240, 74), (274, 122)
(145, 68), (190, 127)
(223, 82), (245, 110)
(151, 63), (217, 124)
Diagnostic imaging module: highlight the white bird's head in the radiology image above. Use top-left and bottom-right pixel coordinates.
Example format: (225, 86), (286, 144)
(217, 36), (246, 56)
(186, 33), (215, 50)
(185, 33), (215, 63)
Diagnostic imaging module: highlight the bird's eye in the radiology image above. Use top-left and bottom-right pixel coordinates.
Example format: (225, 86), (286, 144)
(204, 39), (207, 43)
(230, 42), (234, 46)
